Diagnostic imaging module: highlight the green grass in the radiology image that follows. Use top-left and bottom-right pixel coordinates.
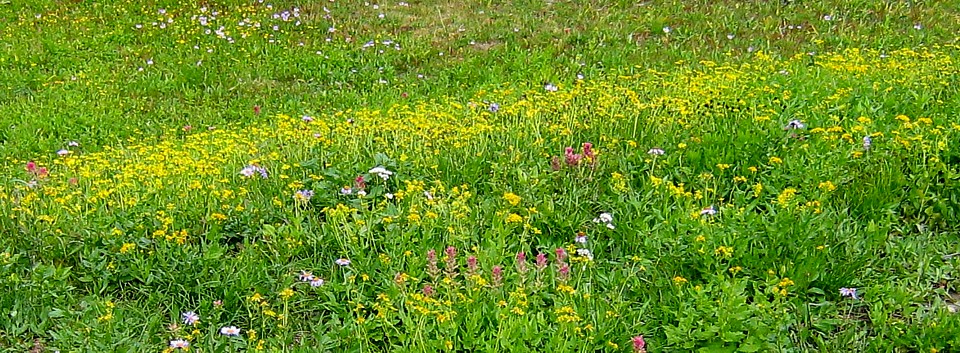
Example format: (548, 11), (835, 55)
(2, 0), (960, 352)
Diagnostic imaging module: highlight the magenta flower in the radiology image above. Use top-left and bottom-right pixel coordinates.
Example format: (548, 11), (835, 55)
(632, 335), (646, 352)
(535, 253), (547, 270)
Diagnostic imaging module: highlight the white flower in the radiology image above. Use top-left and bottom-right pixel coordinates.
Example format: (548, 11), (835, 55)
(839, 287), (858, 299)
(647, 148), (665, 156)
(385, 193), (395, 199)
(863, 136), (872, 150)
(576, 248), (594, 260)
(423, 191), (434, 200)
(544, 83), (558, 92)
(700, 205), (717, 216)
(57, 149), (70, 156)
(299, 271), (315, 282)
(335, 258), (351, 266)
(68, 141), (79, 147)
(240, 165), (268, 178)
(169, 339), (190, 349)
(368, 166), (393, 180)
(662, 26), (671, 33)
(605, 223), (616, 230)
(181, 311), (199, 325)
(575, 234), (587, 244)
(356, 190), (367, 197)
(597, 213), (613, 223)
(310, 278), (325, 287)
(784, 119), (805, 130)
(823, 14), (833, 21)
(220, 326), (241, 336)
(340, 186), (353, 195)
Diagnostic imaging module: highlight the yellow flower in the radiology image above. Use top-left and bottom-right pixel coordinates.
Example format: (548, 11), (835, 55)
(119, 243), (136, 254)
(503, 192), (521, 206)
(279, 288), (294, 300)
(768, 156), (783, 164)
(673, 276), (688, 285)
(818, 181), (837, 192)
(505, 213), (523, 223)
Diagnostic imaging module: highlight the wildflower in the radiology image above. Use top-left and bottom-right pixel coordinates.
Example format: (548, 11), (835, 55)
(169, 339), (190, 349)
(492, 265), (504, 285)
(299, 271), (315, 282)
(575, 233), (587, 244)
(279, 288), (294, 300)
(555, 248), (568, 263)
(593, 213), (615, 229)
(355, 175), (367, 190)
(423, 191), (434, 200)
(503, 192), (521, 206)
(535, 253), (547, 270)
(335, 258), (351, 266)
(544, 83), (558, 92)
(700, 205), (717, 216)
(516, 252), (527, 273)
(632, 336), (646, 353)
(863, 135), (872, 150)
(550, 156), (563, 171)
(823, 14), (833, 21)
(310, 277), (324, 287)
(467, 256), (478, 274)
(385, 193), (395, 199)
(558, 264), (570, 281)
(368, 166), (393, 180)
(220, 326), (241, 336)
(575, 248), (594, 261)
(239, 165), (268, 178)
(427, 249), (440, 277)
(488, 103), (500, 113)
(444, 246), (458, 273)
(914, 23), (923, 30)
(294, 189), (315, 202)
(582, 142), (596, 162)
(340, 186), (353, 195)
(839, 287), (859, 299)
(213, 300), (222, 307)
(662, 26), (672, 33)
(57, 149), (70, 156)
(564, 147), (583, 166)
(784, 119), (805, 130)
(302, 115), (314, 122)
(253, 105), (261, 115)
(647, 148), (665, 156)
(181, 311), (199, 326)
(422, 284), (434, 296)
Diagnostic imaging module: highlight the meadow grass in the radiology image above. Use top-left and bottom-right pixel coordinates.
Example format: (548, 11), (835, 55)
(2, 0), (960, 352)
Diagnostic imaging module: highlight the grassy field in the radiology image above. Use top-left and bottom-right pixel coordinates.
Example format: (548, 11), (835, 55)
(2, 0), (960, 351)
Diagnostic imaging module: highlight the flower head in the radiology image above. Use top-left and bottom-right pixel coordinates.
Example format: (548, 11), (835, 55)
(335, 258), (351, 266)
(220, 326), (241, 336)
(488, 102), (500, 113)
(57, 149), (70, 156)
(839, 287), (858, 299)
(310, 277), (325, 287)
(647, 148), (665, 156)
(169, 339), (190, 349)
(632, 335), (646, 352)
(575, 233), (588, 244)
(181, 311), (199, 325)
(863, 136), (872, 150)
(299, 271), (315, 282)
(368, 166), (393, 180)
(240, 165), (268, 178)
(294, 189), (315, 202)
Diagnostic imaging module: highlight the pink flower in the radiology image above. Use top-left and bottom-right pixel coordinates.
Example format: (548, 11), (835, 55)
(535, 253), (547, 270)
(467, 256), (478, 274)
(422, 284), (434, 297)
(492, 265), (503, 286)
(555, 248), (567, 263)
(253, 105), (261, 115)
(582, 142), (595, 161)
(559, 264), (570, 282)
(516, 251), (527, 273)
(632, 335), (646, 352)
(354, 175), (366, 190)
(564, 147), (582, 166)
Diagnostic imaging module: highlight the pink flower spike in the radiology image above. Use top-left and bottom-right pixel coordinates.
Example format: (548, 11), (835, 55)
(632, 335), (646, 352)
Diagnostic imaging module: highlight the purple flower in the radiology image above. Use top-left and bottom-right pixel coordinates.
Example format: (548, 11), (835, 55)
(181, 311), (199, 325)
(294, 189), (315, 202)
(488, 103), (500, 113)
(839, 287), (858, 299)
